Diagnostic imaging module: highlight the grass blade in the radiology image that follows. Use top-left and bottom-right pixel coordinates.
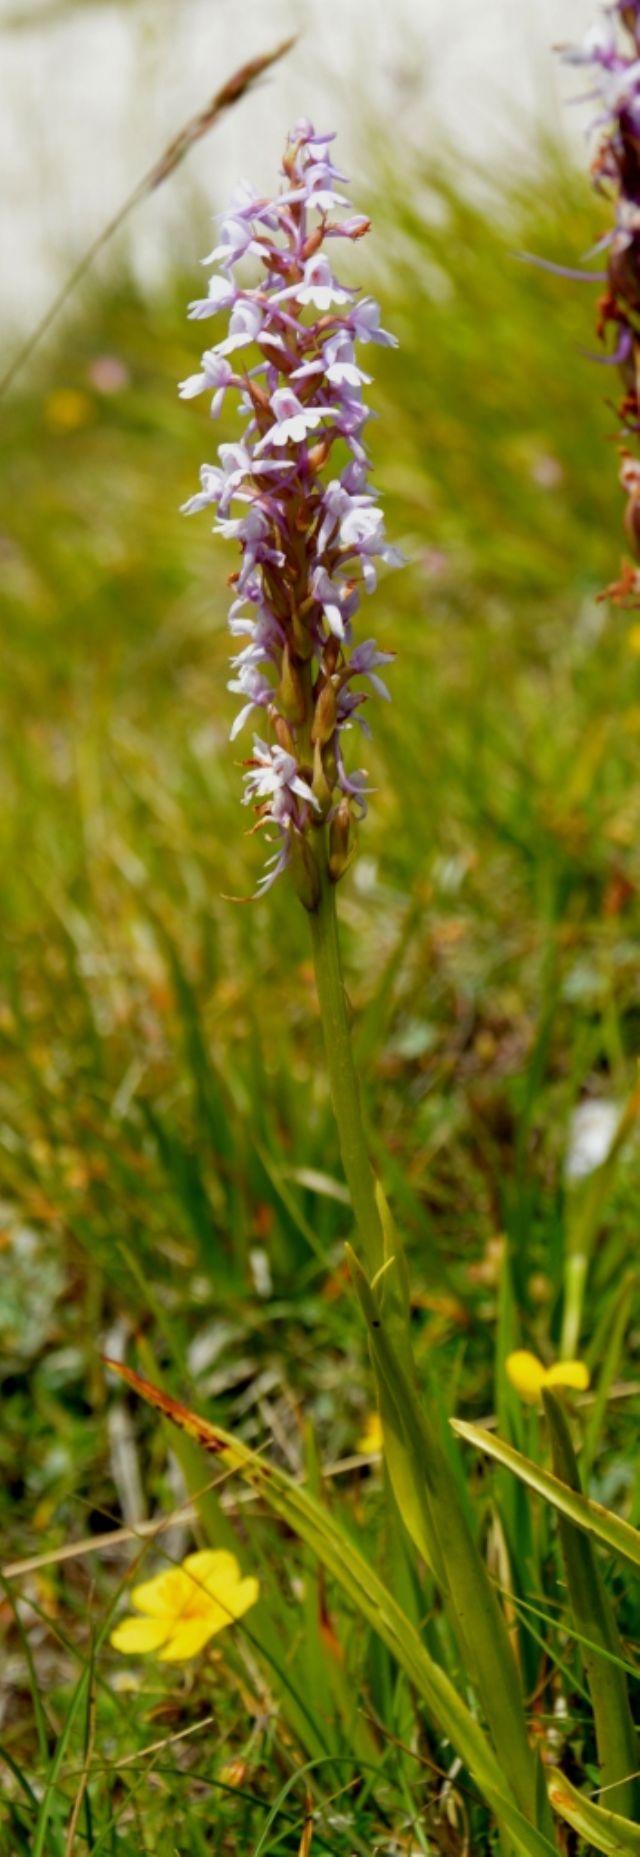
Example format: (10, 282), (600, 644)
(581, 1272), (636, 1483)
(453, 1419), (640, 1570)
(543, 1390), (638, 1819)
(346, 1245), (547, 1835)
(561, 1086), (640, 1358)
(32, 1667), (90, 1857)
(547, 1767), (640, 1854)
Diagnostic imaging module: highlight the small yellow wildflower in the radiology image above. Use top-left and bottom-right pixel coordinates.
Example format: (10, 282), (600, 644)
(110, 1550), (258, 1661)
(506, 1350), (590, 1407)
(623, 704), (640, 732)
(357, 1411), (383, 1455)
(219, 1759), (250, 1789)
(44, 388), (93, 431)
(628, 622), (640, 654)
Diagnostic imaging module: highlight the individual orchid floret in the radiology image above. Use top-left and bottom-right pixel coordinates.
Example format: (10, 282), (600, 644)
(180, 121), (401, 901)
(347, 639), (395, 699)
(349, 298), (397, 346)
(178, 352), (236, 417)
(215, 300), (265, 356)
(243, 740), (320, 821)
(256, 388), (334, 449)
(187, 274), (236, 320)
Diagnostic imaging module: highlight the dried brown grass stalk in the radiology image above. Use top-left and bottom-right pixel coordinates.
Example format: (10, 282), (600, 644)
(0, 35), (296, 397)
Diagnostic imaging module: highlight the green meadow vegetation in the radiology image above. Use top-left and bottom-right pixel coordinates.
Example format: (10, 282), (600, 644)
(2, 132), (640, 1852)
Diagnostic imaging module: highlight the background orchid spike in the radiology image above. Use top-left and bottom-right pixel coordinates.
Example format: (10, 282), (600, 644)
(562, 3), (640, 602)
(180, 120), (402, 902)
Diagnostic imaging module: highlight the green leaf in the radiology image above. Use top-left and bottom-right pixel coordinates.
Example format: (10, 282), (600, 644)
(254, 1142), (327, 1263)
(581, 1272), (635, 1483)
(375, 1178), (412, 1338)
(453, 1417), (640, 1569)
(343, 1249), (548, 1837)
(543, 1390), (638, 1820)
(346, 1242), (444, 1578)
(31, 1667), (90, 1857)
(547, 1766), (640, 1855)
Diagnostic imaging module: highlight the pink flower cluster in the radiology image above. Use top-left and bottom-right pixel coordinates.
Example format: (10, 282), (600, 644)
(180, 120), (401, 898)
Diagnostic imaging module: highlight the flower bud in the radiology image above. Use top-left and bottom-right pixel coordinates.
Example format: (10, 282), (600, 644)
(307, 437), (332, 473)
(323, 635), (341, 677)
(278, 642), (307, 722)
(290, 604), (315, 662)
(311, 677), (337, 745)
(312, 740), (334, 814)
(274, 713), (297, 755)
(329, 801), (356, 881)
(288, 827), (321, 912)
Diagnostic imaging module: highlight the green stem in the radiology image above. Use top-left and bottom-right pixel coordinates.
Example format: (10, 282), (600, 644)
(307, 844), (383, 1276)
(559, 1252), (588, 1361)
(308, 847), (550, 1840)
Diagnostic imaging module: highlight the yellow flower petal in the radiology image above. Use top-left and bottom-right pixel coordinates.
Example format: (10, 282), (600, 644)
(182, 1550), (241, 1590)
(110, 1615), (171, 1655)
(158, 1577), (259, 1659)
(218, 1759), (248, 1789)
(130, 1568), (187, 1616)
(545, 1360), (590, 1394)
(158, 1616), (221, 1661)
(196, 1574), (259, 1631)
(357, 1412), (383, 1454)
(44, 388), (93, 431)
(220, 1574), (259, 1622)
(505, 1350), (547, 1404)
(506, 1348), (590, 1404)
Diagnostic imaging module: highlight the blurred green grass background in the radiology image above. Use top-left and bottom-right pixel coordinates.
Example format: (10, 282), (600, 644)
(3, 130), (640, 1850)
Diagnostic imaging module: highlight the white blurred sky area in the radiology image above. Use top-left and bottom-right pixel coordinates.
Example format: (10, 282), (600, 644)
(0, 0), (594, 341)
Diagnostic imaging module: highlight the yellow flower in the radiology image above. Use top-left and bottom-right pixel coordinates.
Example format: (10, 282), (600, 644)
(44, 388), (93, 431)
(110, 1550), (259, 1661)
(357, 1410), (383, 1455)
(506, 1350), (590, 1406)
(218, 1759), (249, 1789)
(628, 622), (640, 654)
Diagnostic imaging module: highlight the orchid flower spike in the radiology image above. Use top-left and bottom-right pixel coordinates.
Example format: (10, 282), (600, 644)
(561, 3), (640, 602)
(180, 121), (401, 903)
